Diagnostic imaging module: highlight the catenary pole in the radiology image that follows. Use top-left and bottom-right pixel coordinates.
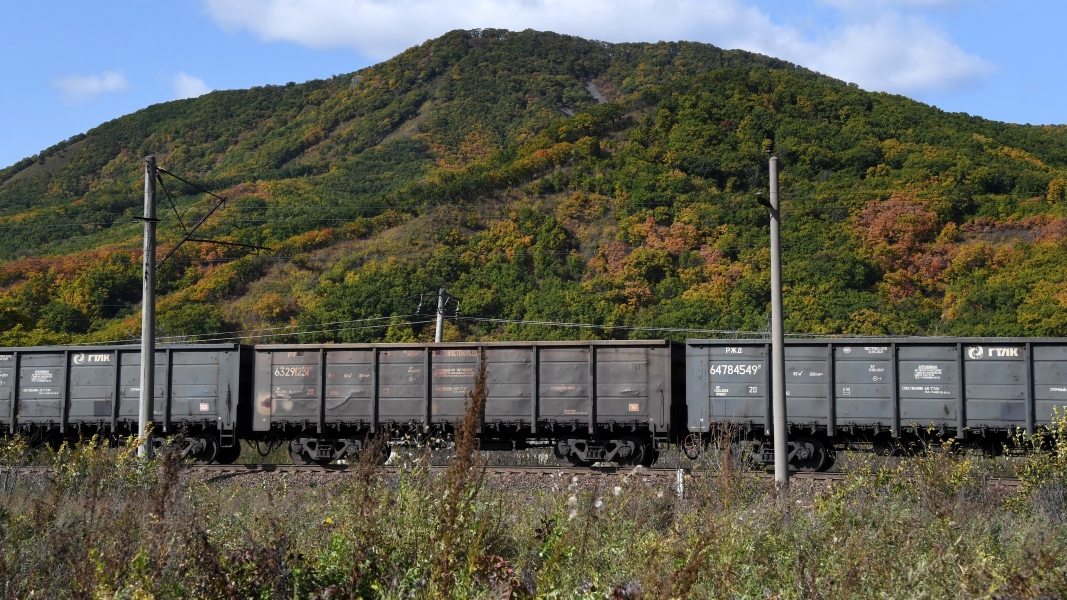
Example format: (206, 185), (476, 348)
(769, 155), (788, 487)
(138, 156), (157, 458)
(435, 288), (446, 343)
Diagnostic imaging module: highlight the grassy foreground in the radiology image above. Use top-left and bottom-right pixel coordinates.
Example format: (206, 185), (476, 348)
(0, 427), (1065, 600)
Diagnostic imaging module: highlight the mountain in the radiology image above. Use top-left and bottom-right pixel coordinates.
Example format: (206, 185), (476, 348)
(2, 28), (1067, 345)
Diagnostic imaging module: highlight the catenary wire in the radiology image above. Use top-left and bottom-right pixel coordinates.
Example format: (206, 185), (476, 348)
(79, 319), (436, 346)
(458, 317), (887, 338)
(79, 314), (418, 345)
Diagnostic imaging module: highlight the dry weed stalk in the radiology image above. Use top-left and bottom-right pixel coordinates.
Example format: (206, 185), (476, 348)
(347, 433), (389, 599)
(430, 346), (489, 594)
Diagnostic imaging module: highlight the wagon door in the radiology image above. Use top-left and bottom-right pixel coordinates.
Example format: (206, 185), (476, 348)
(784, 345), (829, 428)
(117, 351), (166, 427)
(899, 345), (958, 430)
(378, 349), (428, 426)
(68, 351), (117, 424)
(538, 347), (592, 427)
(430, 348), (478, 425)
(0, 353), (13, 429)
(595, 347), (651, 426)
(483, 347), (533, 428)
(254, 350), (319, 431)
(964, 343), (1025, 430)
(169, 350), (224, 426)
(18, 353), (66, 425)
(324, 350), (374, 424)
(834, 345), (893, 429)
(1033, 345), (1067, 427)
(707, 345), (767, 427)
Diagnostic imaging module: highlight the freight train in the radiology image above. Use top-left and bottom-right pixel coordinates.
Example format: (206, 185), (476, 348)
(2, 338), (1065, 471)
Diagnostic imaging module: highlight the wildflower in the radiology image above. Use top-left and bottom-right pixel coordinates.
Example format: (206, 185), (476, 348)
(324, 517), (333, 525)
(568, 510), (577, 520)
(613, 486), (622, 497)
(594, 499), (604, 509)
(656, 491), (664, 499)
(567, 495), (577, 508)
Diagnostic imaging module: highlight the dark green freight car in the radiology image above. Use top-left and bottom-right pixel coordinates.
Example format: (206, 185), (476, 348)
(0, 344), (250, 463)
(251, 340), (684, 466)
(6, 337), (1067, 468)
(685, 338), (1067, 471)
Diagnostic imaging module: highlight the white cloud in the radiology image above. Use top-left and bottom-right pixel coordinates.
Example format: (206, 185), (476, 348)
(818, 0), (961, 11)
(811, 14), (992, 93)
(819, 0), (964, 11)
(173, 73), (212, 99)
(203, 0), (993, 95)
(52, 70), (131, 103)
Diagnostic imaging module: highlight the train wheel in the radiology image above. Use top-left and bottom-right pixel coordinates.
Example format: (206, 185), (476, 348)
(618, 436), (655, 467)
(553, 441), (592, 467)
(190, 434), (219, 464)
(791, 437), (827, 472)
(818, 446), (837, 472)
(216, 441), (241, 465)
(289, 441), (312, 465)
(682, 434), (702, 460)
(638, 446), (658, 467)
(732, 441), (764, 471)
(354, 436), (390, 466)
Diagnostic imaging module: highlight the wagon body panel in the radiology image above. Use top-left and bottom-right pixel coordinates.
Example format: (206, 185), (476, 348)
(687, 338), (1067, 438)
(0, 344), (246, 436)
(251, 340), (678, 437)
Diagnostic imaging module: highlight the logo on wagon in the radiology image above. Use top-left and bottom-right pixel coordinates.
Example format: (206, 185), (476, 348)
(967, 346), (1020, 360)
(72, 353), (111, 365)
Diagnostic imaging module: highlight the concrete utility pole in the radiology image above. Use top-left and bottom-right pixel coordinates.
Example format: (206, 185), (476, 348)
(768, 155), (788, 487)
(434, 288), (446, 343)
(138, 156), (157, 458)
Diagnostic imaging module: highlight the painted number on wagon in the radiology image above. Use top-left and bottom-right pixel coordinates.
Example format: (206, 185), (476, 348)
(274, 366), (314, 377)
(709, 364), (762, 376)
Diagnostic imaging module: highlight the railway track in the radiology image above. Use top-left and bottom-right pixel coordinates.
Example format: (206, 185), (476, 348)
(0, 464), (1025, 490)
(6, 463), (1024, 486)
(180, 464), (1024, 488)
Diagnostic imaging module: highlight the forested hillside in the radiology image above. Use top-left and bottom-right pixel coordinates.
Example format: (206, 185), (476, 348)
(3, 28), (1067, 345)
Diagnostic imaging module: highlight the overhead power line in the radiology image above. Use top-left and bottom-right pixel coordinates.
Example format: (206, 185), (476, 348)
(154, 167), (270, 266)
(68, 311), (904, 349)
(80, 316), (431, 346)
(461, 316), (895, 338)
(152, 314), (419, 343)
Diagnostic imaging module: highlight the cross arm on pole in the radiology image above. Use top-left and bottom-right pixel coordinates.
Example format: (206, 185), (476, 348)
(153, 167), (271, 267)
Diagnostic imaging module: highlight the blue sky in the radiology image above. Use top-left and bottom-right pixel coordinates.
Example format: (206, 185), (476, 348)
(1, 0), (1064, 169)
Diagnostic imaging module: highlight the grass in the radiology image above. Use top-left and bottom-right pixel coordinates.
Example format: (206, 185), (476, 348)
(2, 412), (1067, 597)
(0, 441), (1066, 598)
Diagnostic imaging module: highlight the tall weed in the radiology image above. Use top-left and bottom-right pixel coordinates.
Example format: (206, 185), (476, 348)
(3, 417), (1067, 597)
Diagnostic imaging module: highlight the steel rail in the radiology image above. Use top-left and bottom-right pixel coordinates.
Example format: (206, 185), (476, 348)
(180, 464), (1022, 489)
(0, 464), (1025, 489)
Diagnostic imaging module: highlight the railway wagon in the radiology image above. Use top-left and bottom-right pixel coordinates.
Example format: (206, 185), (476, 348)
(686, 337), (1067, 470)
(251, 340), (684, 466)
(0, 344), (250, 463)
